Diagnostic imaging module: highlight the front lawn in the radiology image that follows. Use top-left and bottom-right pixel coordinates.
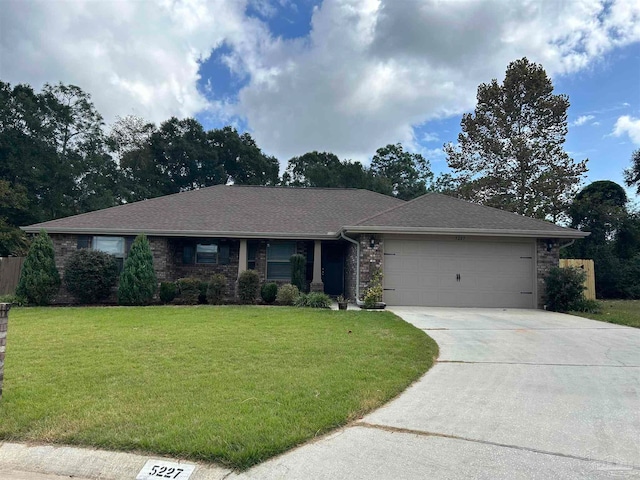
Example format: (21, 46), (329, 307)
(0, 306), (437, 469)
(571, 299), (640, 328)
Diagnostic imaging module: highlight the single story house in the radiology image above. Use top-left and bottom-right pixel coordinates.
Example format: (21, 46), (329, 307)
(22, 185), (588, 308)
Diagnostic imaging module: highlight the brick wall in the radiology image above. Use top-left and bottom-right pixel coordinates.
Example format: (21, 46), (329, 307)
(344, 240), (358, 301)
(359, 234), (383, 297)
(536, 239), (560, 309)
(0, 303), (8, 399)
(170, 239), (240, 299)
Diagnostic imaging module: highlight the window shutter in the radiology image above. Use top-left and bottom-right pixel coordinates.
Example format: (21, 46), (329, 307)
(219, 244), (230, 265)
(183, 245), (194, 264)
(77, 235), (91, 249)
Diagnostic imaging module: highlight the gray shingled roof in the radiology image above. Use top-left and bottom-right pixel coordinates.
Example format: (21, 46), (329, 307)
(23, 187), (586, 239)
(23, 185), (405, 238)
(345, 193), (587, 238)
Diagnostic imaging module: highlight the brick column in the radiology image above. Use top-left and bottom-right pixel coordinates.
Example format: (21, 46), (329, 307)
(0, 303), (10, 400)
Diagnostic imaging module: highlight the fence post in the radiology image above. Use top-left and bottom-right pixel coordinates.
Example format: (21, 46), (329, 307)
(0, 303), (10, 400)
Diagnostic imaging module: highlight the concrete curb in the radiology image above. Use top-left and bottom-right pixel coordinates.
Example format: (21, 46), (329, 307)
(0, 442), (232, 480)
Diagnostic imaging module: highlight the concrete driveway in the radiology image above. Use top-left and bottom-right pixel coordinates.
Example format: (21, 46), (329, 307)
(3, 308), (639, 479)
(236, 308), (640, 479)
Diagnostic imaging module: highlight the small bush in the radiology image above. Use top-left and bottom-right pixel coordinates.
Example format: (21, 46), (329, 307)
(276, 283), (300, 305)
(363, 269), (384, 308)
(0, 294), (26, 306)
(64, 249), (118, 304)
(175, 278), (201, 305)
(159, 282), (177, 304)
(261, 282), (278, 304)
(198, 281), (208, 304)
(15, 229), (60, 305)
(544, 266), (586, 312)
(295, 292), (331, 308)
(238, 270), (260, 304)
(118, 234), (157, 305)
(207, 274), (228, 305)
(290, 254), (306, 293)
(570, 298), (602, 314)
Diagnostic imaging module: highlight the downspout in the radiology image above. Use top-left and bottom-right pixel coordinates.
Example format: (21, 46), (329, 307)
(340, 230), (360, 300)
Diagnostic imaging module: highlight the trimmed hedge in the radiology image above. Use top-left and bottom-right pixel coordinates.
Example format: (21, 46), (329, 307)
(544, 266), (586, 312)
(207, 274), (228, 305)
(276, 284), (300, 305)
(159, 282), (177, 304)
(238, 270), (260, 304)
(175, 278), (201, 305)
(63, 249), (118, 304)
(290, 254), (306, 293)
(261, 282), (278, 304)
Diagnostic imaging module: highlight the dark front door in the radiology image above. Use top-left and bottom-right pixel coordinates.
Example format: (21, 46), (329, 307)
(322, 243), (345, 296)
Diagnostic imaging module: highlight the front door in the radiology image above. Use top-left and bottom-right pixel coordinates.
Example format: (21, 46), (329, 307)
(322, 243), (345, 296)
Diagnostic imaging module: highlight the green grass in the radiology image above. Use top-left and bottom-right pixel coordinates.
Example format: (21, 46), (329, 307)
(571, 299), (640, 328)
(0, 306), (437, 469)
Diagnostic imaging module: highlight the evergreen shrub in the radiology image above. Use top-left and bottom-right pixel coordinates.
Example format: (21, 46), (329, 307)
(16, 229), (60, 305)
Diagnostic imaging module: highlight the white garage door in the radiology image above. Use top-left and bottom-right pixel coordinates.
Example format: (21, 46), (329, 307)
(384, 237), (535, 308)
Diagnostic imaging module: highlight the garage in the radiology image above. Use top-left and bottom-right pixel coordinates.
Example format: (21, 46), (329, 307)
(383, 236), (535, 308)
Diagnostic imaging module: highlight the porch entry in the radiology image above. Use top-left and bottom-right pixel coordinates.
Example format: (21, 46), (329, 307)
(321, 242), (346, 296)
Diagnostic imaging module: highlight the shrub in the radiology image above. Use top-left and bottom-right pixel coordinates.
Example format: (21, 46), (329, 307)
(238, 270), (260, 304)
(198, 280), (208, 304)
(296, 292), (331, 308)
(544, 266), (586, 312)
(207, 274), (228, 305)
(159, 282), (177, 304)
(276, 283), (300, 305)
(15, 229), (60, 305)
(0, 294), (26, 306)
(363, 269), (383, 308)
(570, 298), (602, 314)
(118, 234), (157, 305)
(63, 249), (118, 304)
(175, 278), (201, 305)
(261, 282), (278, 304)
(290, 254), (306, 292)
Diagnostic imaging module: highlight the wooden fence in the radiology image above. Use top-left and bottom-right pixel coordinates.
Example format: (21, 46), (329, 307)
(0, 257), (25, 295)
(559, 258), (596, 300)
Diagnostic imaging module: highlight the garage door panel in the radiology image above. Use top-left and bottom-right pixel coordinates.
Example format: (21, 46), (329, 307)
(383, 238), (535, 308)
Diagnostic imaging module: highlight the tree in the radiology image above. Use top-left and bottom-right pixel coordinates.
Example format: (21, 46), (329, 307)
(209, 126), (279, 185)
(15, 230), (60, 305)
(370, 143), (433, 200)
(118, 234), (157, 305)
(0, 180), (29, 255)
(568, 181), (628, 257)
(623, 149), (640, 195)
(445, 57), (587, 220)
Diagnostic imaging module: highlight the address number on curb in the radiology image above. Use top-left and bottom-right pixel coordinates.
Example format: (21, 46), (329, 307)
(136, 459), (196, 480)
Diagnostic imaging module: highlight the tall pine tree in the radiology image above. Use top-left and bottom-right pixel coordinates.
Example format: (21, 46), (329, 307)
(445, 58), (587, 221)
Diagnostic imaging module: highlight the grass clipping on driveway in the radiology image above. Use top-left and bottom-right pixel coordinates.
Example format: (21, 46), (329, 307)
(0, 306), (437, 469)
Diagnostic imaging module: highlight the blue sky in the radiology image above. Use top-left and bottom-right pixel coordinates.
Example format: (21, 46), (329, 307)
(2, 0), (639, 195)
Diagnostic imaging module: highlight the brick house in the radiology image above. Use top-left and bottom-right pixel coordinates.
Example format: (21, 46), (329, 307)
(22, 185), (587, 308)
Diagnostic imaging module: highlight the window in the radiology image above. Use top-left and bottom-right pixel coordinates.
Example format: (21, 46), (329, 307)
(248, 241), (258, 270)
(93, 236), (125, 270)
(267, 241), (296, 281)
(196, 243), (218, 264)
(182, 240), (230, 265)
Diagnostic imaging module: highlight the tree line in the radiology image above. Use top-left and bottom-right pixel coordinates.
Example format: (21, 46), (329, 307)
(2, 58), (640, 298)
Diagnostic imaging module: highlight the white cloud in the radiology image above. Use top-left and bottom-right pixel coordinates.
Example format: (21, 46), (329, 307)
(235, 0), (640, 161)
(0, 0), (264, 125)
(1, 0), (639, 163)
(571, 115), (596, 127)
(613, 115), (640, 144)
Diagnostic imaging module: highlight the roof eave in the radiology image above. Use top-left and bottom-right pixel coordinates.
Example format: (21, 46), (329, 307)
(20, 226), (342, 240)
(342, 225), (590, 239)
